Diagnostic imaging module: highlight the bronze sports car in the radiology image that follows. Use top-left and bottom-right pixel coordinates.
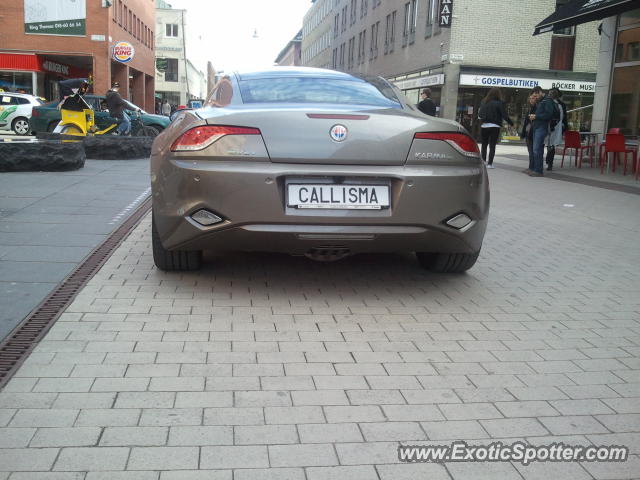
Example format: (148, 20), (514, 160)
(150, 67), (489, 273)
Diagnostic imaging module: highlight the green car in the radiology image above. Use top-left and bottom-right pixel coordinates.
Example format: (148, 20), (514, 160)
(30, 94), (170, 135)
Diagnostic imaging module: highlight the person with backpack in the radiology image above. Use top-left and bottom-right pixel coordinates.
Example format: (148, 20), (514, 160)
(528, 87), (556, 177)
(478, 88), (514, 169)
(545, 88), (568, 171)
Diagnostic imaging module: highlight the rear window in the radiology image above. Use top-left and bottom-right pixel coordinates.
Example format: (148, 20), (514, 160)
(238, 77), (401, 107)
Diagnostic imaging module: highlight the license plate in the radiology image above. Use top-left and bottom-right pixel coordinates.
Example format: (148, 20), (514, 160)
(287, 184), (390, 210)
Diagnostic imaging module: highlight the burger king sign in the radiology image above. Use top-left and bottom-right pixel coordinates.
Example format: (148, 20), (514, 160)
(113, 41), (135, 63)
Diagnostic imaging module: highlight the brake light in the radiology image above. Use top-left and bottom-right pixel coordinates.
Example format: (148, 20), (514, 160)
(31, 108), (40, 117)
(170, 125), (261, 152)
(414, 132), (480, 158)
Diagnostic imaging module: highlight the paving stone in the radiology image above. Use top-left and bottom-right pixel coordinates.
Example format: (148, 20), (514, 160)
(200, 446), (269, 469)
(421, 420), (489, 440)
(75, 409), (140, 427)
(204, 408), (264, 425)
(324, 405), (385, 423)
(160, 472), (230, 480)
(381, 404), (444, 421)
(49, 381), (112, 401)
(539, 415), (609, 435)
(291, 390), (350, 406)
(30, 427), (102, 447)
(306, 465), (378, 480)
(127, 446), (199, 470)
(53, 447), (129, 471)
(376, 463), (451, 480)
(87, 473), (159, 480)
(269, 443), (338, 467)
(335, 442), (399, 465)
(10, 409), (78, 427)
(139, 408), (202, 427)
(0, 427), (36, 448)
(0, 447), (59, 471)
(298, 423), (363, 443)
(167, 426), (232, 445)
(359, 421), (426, 441)
(233, 469), (302, 480)
(234, 425), (298, 444)
(100, 426), (168, 446)
(114, 392), (175, 409)
(235, 391), (292, 407)
(264, 406), (325, 424)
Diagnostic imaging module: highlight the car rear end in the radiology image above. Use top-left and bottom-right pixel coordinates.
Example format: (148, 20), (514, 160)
(150, 68), (489, 269)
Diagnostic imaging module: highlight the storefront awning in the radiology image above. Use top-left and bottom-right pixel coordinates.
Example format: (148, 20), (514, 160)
(534, 0), (637, 35)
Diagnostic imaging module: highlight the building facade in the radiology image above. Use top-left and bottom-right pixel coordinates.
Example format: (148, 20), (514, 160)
(0, 0), (156, 110)
(591, 8), (639, 137)
(155, 3), (206, 109)
(302, 0), (600, 140)
(275, 30), (303, 66)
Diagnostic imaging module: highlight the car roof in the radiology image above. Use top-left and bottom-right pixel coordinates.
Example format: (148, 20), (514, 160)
(235, 66), (367, 82)
(1, 92), (36, 98)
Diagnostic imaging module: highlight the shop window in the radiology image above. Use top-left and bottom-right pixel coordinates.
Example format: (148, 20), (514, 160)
(165, 59), (179, 82)
(608, 64), (640, 136)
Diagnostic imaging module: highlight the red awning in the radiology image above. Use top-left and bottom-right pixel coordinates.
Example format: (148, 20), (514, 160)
(0, 53), (40, 71)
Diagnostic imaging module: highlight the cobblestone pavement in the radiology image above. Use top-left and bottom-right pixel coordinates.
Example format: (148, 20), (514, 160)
(0, 166), (639, 479)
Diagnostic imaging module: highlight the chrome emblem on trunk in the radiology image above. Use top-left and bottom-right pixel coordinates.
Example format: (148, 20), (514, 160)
(330, 124), (348, 142)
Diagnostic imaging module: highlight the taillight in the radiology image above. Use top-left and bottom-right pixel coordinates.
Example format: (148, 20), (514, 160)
(31, 108), (40, 117)
(414, 132), (480, 158)
(170, 125), (261, 152)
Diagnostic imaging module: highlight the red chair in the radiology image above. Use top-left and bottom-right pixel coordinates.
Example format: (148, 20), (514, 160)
(561, 131), (594, 168)
(599, 133), (638, 175)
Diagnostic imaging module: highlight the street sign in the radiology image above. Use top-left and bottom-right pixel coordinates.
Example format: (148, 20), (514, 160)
(440, 0), (454, 28)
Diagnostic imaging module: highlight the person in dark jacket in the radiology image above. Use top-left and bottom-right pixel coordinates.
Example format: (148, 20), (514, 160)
(417, 88), (437, 116)
(528, 89), (556, 176)
(545, 88), (568, 171)
(58, 78), (89, 101)
(520, 92), (540, 174)
(105, 82), (130, 135)
(478, 88), (514, 168)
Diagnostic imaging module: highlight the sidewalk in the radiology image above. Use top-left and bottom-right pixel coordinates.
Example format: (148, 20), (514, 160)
(494, 144), (640, 193)
(0, 160), (638, 479)
(0, 159), (150, 340)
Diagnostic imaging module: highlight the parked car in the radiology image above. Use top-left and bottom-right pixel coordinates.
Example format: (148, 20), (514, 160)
(29, 95), (170, 135)
(150, 67), (489, 273)
(0, 92), (44, 135)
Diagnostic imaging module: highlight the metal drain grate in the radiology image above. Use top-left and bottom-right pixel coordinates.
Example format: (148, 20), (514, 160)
(0, 196), (152, 389)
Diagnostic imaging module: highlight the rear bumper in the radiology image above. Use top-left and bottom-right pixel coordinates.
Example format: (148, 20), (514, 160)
(151, 158), (490, 255)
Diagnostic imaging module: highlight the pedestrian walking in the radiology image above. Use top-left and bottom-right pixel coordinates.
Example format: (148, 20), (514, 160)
(528, 87), (556, 177)
(520, 91), (540, 174)
(545, 88), (568, 171)
(161, 100), (171, 117)
(105, 82), (131, 136)
(417, 88), (437, 116)
(477, 88), (514, 169)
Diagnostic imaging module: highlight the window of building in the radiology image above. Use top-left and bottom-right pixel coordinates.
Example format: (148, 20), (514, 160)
(361, 0), (368, 18)
(165, 58), (179, 82)
(339, 42), (346, 69)
(348, 36), (355, 69)
(166, 23), (179, 37)
(334, 13), (339, 38)
(370, 21), (379, 59)
(128, 10), (132, 33)
(409, 0), (417, 43)
(332, 48), (338, 68)
(342, 6), (348, 32)
(350, 0), (357, 26)
(402, 2), (410, 46)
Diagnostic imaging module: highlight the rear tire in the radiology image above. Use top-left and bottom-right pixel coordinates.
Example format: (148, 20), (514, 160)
(60, 125), (84, 136)
(416, 251), (479, 273)
(152, 215), (202, 271)
(140, 125), (160, 137)
(12, 117), (30, 136)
